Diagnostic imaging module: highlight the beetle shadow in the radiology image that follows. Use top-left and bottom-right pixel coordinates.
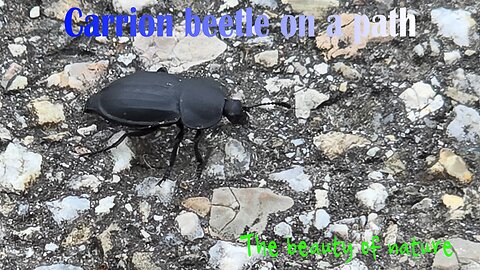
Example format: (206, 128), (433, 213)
(130, 126), (178, 170)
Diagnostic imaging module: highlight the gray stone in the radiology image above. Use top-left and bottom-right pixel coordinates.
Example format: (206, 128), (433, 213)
(136, 177), (176, 205)
(1, 63), (22, 90)
(225, 138), (251, 176)
(68, 175), (101, 192)
(0, 124), (12, 141)
(77, 124), (97, 137)
(447, 105), (480, 143)
(34, 265), (83, 270)
(433, 238), (480, 269)
(45, 196), (90, 224)
(412, 198), (433, 210)
(340, 259), (368, 270)
(294, 89), (329, 119)
(264, 76), (301, 94)
(449, 238), (480, 264)
(431, 8), (476, 47)
(175, 212), (204, 240)
(204, 150), (226, 180)
(314, 63), (329, 75)
(432, 251), (459, 270)
(219, 0), (239, 11)
(315, 189), (329, 208)
(254, 50), (279, 67)
(133, 25), (226, 73)
(414, 44), (425, 57)
(269, 166), (312, 192)
(210, 188), (294, 239)
(326, 223), (349, 239)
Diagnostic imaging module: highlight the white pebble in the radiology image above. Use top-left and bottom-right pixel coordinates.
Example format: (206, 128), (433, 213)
(95, 196), (116, 214)
(45, 243), (59, 252)
(444, 50), (461, 65)
(314, 209), (330, 230)
(366, 147), (380, 157)
(314, 63), (329, 75)
(8, 44), (27, 57)
(355, 183), (388, 211)
(175, 212), (204, 240)
(30, 6), (40, 18)
(274, 222), (292, 238)
(413, 44), (424, 57)
(124, 203), (133, 212)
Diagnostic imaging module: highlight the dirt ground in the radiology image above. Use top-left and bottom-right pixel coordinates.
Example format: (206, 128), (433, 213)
(0, 0), (479, 269)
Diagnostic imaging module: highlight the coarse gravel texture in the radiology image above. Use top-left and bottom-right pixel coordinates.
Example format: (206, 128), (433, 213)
(0, 0), (479, 269)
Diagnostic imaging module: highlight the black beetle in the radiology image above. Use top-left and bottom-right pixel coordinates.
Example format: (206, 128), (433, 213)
(82, 70), (290, 180)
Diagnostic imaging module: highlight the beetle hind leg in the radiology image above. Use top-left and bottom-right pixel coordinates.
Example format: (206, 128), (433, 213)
(80, 133), (128, 157)
(80, 126), (159, 157)
(193, 130), (204, 180)
(162, 123), (185, 181)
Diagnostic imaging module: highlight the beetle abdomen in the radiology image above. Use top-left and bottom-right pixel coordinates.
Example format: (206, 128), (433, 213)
(85, 71), (182, 126)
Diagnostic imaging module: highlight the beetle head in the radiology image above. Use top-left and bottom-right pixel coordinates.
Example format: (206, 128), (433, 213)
(223, 100), (249, 125)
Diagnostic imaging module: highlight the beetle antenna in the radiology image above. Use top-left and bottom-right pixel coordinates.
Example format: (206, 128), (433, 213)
(244, 102), (291, 112)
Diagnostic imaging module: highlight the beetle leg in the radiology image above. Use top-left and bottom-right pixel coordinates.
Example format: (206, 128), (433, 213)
(163, 123), (185, 181)
(193, 130), (204, 179)
(80, 126), (159, 157)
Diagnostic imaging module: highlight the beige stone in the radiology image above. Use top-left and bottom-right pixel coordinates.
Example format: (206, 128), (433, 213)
(316, 14), (392, 60)
(314, 131), (370, 159)
(442, 194), (464, 210)
(182, 197), (211, 217)
(47, 60), (109, 91)
(30, 98), (65, 125)
(430, 149), (474, 184)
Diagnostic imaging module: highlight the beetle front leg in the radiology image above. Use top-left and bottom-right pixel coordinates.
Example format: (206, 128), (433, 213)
(193, 130), (204, 179)
(162, 123), (185, 181)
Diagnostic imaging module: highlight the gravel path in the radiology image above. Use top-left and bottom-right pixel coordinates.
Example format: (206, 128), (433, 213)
(0, 0), (479, 269)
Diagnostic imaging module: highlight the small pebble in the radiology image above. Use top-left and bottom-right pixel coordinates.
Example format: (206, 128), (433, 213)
(30, 6), (40, 18)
